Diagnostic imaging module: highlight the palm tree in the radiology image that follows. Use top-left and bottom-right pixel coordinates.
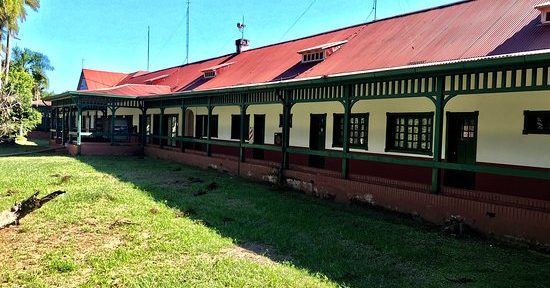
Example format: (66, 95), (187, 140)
(0, 0), (40, 85)
(11, 46), (53, 99)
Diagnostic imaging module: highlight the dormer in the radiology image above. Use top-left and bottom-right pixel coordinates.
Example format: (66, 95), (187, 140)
(144, 74), (169, 85)
(201, 62), (234, 79)
(297, 40), (348, 63)
(535, 2), (550, 25)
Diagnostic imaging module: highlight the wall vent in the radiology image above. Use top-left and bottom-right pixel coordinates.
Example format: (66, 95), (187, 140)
(298, 40), (348, 64)
(201, 62), (234, 79)
(535, 2), (550, 25)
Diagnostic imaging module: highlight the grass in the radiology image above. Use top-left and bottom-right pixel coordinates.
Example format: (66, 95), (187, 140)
(0, 137), (50, 156)
(0, 146), (549, 287)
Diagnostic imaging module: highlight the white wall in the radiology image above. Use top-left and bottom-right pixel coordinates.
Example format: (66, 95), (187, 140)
(116, 88), (550, 169)
(445, 90), (550, 168)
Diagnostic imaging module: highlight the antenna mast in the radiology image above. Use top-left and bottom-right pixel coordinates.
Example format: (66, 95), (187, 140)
(185, 0), (190, 64)
(147, 26), (150, 71)
(373, 0), (377, 21)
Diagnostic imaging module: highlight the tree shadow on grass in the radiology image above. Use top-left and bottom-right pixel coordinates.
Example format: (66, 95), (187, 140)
(76, 155), (550, 288)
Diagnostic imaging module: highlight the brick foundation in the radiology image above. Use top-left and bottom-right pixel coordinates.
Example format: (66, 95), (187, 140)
(144, 145), (550, 247)
(66, 142), (142, 156)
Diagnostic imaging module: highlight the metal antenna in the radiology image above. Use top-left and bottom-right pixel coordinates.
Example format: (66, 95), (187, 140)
(185, 0), (190, 64)
(147, 26), (150, 71)
(237, 16), (246, 40)
(81, 58), (85, 70)
(374, 0), (377, 21)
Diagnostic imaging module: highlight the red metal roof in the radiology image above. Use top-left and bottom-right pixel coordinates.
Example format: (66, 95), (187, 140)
(79, 84), (172, 97)
(80, 69), (130, 90)
(74, 0), (550, 97)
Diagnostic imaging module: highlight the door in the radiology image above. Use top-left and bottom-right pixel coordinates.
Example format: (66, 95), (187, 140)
(309, 114), (326, 168)
(253, 115), (265, 160)
(445, 112), (478, 189)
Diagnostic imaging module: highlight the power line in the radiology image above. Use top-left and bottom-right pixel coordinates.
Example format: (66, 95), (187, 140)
(280, 0), (317, 41)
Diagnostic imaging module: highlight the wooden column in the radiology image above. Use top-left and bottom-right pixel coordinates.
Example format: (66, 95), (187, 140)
(206, 98), (213, 157)
(110, 105), (118, 145)
(49, 108), (55, 139)
(76, 106), (82, 154)
(281, 91), (292, 170)
(341, 85), (353, 179)
(159, 107), (165, 149)
(61, 107), (66, 144)
(67, 108), (72, 143)
(181, 106), (186, 152)
(141, 107), (147, 147)
(431, 76), (445, 194)
(239, 103), (248, 162)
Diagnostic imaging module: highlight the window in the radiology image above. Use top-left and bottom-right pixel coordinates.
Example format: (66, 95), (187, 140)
(524, 111), (550, 134)
(231, 114), (250, 140)
(461, 118), (476, 139)
(546, 12), (550, 22)
(332, 113), (369, 149)
(386, 113), (433, 155)
(195, 115), (218, 138)
(278, 114), (293, 128)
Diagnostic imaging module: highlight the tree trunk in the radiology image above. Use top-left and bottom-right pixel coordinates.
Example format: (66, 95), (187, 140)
(0, 191), (65, 229)
(4, 30), (11, 85)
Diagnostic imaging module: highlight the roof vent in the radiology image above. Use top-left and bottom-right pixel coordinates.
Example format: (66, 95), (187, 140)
(201, 62), (234, 79)
(535, 2), (550, 25)
(235, 38), (250, 54)
(297, 40), (348, 63)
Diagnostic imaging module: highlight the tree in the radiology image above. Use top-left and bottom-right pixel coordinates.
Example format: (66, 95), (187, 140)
(0, 69), (40, 137)
(0, 0), (40, 86)
(11, 46), (53, 100)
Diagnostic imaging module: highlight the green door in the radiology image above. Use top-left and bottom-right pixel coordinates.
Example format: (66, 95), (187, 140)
(309, 114), (326, 168)
(253, 115), (265, 160)
(445, 112), (478, 189)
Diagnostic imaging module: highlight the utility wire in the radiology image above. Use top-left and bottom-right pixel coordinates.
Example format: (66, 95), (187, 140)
(280, 0), (317, 41)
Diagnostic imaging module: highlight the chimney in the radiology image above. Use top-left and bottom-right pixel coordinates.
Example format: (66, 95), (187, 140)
(235, 38), (250, 54)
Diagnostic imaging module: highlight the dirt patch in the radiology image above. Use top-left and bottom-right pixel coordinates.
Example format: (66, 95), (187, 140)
(4, 189), (17, 197)
(222, 242), (291, 265)
(0, 223), (126, 276)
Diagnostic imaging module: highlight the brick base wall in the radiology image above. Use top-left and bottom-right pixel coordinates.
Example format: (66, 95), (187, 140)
(66, 143), (142, 156)
(144, 146), (550, 247)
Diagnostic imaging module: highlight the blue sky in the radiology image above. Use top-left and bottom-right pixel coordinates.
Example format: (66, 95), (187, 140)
(16, 0), (456, 93)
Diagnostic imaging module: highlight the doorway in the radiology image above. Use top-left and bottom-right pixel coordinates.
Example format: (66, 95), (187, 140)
(309, 114), (326, 168)
(253, 115), (265, 160)
(445, 112), (478, 189)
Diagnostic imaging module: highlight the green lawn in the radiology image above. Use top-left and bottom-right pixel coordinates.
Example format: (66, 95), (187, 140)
(0, 137), (50, 156)
(0, 152), (549, 287)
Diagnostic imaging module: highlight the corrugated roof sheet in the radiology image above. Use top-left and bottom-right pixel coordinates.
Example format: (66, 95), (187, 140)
(75, 0), (550, 97)
(80, 69), (130, 90)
